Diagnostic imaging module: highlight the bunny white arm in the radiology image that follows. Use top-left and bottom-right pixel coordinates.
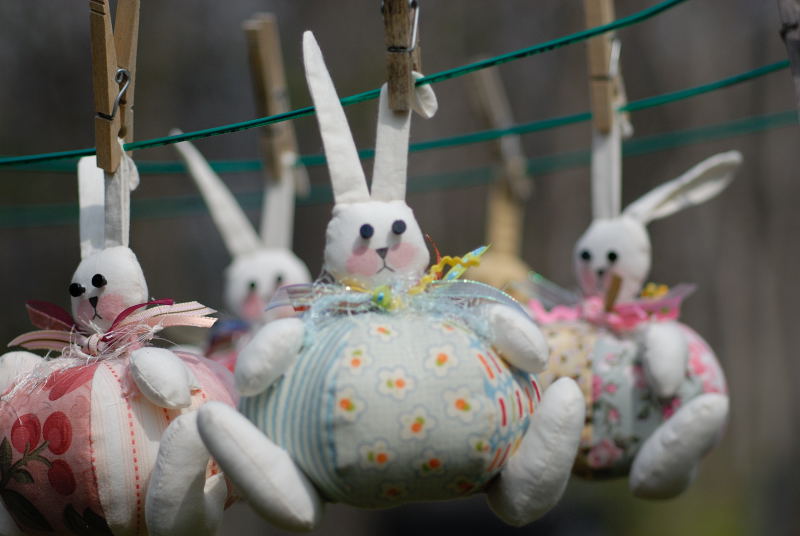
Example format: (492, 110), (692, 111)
(0, 351), (43, 395)
(235, 317), (305, 396)
(630, 393), (728, 498)
(487, 377), (585, 525)
(639, 321), (689, 398)
(145, 412), (227, 536)
(197, 402), (323, 531)
(130, 347), (194, 409)
(486, 305), (549, 374)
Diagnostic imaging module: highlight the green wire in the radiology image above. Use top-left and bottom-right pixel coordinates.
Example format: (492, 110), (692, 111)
(0, 0), (691, 168)
(5, 59), (790, 174)
(0, 109), (795, 229)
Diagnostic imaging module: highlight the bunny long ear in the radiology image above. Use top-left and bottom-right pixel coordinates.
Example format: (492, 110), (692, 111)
(371, 73), (438, 202)
(78, 156), (106, 259)
(590, 119), (622, 219)
(260, 151), (297, 249)
(303, 31), (368, 204)
(103, 149), (139, 249)
(623, 150), (743, 224)
(171, 130), (262, 257)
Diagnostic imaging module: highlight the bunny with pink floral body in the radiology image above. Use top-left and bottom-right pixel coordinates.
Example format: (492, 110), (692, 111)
(0, 153), (237, 536)
(528, 118), (740, 496)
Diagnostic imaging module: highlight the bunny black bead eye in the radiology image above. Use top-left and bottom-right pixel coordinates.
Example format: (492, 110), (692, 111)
(248, 281), (257, 290)
(275, 274), (284, 287)
(69, 283), (85, 297)
(607, 251), (618, 263)
(580, 250), (592, 261)
(91, 273), (107, 288)
(391, 220), (407, 235)
(359, 224), (374, 239)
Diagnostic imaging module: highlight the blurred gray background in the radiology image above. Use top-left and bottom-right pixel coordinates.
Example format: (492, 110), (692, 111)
(0, 0), (797, 534)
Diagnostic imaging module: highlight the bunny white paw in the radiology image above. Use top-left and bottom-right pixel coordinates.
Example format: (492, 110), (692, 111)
(487, 378), (584, 525)
(640, 321), (689, 398)
(630, 393), (728, 498)
(235, 318), (305, 396)
(487, 304), (549, 373)
(146, 412), (226, 536)
(130, 348), (193, 408)
(0, 500), (22, 536)
(198, 402), (323, 531)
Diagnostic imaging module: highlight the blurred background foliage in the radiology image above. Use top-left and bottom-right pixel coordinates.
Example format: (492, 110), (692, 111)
(0, 0), (797, 534)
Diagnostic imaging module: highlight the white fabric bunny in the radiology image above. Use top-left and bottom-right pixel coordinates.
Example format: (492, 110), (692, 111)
(195, 31), (586, 531)
(530, 123), (741, 497)
(0, 151), (236, 535)
(172, 132), (311, 324)
(170, 133), (311, 371)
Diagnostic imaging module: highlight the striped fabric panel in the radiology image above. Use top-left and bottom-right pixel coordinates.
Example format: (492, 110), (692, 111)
(239, 319), (354, 500)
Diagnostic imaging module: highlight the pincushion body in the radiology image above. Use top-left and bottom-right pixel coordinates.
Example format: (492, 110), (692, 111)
(0, 352), (236, 535)
(536, 321), (726, 478)
(239, 311), (541, 508)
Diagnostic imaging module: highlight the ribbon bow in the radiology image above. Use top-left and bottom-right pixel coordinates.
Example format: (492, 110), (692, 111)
(9, 299), (216, 359)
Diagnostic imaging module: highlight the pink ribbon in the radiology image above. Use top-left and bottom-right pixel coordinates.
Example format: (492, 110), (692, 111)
(529, 293), (685, 333)
(9, 299), (216, 358)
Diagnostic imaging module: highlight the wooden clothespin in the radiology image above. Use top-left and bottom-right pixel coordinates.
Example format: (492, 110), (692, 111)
(465, 65), (532, 296)
(778, 0), (800, 118)
(584, 0), (632, 220)
(382, 0), (421, 112)
(89, 0), (140, 173)
(243, 13), (308, 249)
(584, 0), (616, 134)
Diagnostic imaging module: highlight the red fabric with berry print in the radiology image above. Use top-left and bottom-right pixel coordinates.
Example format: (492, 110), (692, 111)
(0, 363), (107, 534)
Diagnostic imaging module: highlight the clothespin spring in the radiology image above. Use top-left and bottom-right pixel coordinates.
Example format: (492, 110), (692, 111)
(97, 68), (131, 121)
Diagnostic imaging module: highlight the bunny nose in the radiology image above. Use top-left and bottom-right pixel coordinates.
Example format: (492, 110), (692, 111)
(376, 247), (389, 259)
(596, 268), (606, 278)
(89, 297), (99, 308)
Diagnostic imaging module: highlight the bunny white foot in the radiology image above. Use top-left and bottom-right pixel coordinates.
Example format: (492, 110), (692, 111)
(197, 402), (323, 531)
(486, 305), (549, 374)
(235, 318), (305, 396)
(630, 393), (728, 499)
(0, 501), (22, 536)
(486, 378), (584, 526)
(130, 348), (193, 408)
(640, 322), (688, 398)
(0, 351), (43, 394)
(145, 412), (226, 536)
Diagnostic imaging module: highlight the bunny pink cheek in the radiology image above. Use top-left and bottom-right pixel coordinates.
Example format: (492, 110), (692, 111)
(386, 242), (419, 269)
(241, 292), (266, 323)
(578, 267), (598, 296)
(96, 294), (127, 321)
(346, 250), (382, 276)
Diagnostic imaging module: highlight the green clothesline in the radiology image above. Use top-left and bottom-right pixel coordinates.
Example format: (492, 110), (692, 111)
(1, 110), (795, 229)
(0, 0), (691, 168)
(4, 60), (791, 175)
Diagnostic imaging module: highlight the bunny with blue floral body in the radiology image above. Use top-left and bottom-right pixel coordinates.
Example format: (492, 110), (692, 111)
(196, 32), (586, 531)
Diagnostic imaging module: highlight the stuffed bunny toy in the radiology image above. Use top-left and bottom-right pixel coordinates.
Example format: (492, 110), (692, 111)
(195, 32), (585, 531)
(0, 152), (236, 536)
(170, 134), (311, 370)
(527, 149), (741, 498)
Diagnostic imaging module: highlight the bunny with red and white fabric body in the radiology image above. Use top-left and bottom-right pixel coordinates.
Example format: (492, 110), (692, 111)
(0, 152), (236, 536)
(168, 134), (311, 371)
(528, 91), (741, 497)
(195, 32), (586, 531)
